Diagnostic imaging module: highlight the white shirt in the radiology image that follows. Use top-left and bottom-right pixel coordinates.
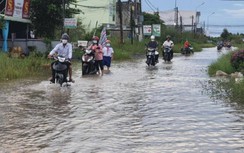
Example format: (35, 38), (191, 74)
(163, 40), (174, 48)
(50, 43), (72, 59)
(102, 46), (114, 57)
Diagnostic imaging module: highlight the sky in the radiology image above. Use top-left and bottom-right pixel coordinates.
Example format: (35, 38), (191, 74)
(141, 0), (244, 36)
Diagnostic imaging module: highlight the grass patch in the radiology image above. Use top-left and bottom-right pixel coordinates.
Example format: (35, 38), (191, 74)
(0, 52), (50, 81)
(208, 52), (235, 76)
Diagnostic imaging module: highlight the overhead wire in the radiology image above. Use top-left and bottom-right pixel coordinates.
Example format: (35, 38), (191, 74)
(145, 0), (158, 11)
(143, 0), (157, 12)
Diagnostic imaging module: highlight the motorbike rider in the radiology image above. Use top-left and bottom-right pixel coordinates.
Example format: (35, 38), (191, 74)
(162, 35), (174, 60)
(48, 33), (74, 83)
(183, 39), (191, 53)
(88, 36), (103, 75)
(146, 35), (159, 63)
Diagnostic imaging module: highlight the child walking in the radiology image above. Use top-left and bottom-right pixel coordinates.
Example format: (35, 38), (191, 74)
(102, 40), (114, 71)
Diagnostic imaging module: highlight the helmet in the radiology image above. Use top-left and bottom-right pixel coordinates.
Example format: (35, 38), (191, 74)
(106, 40), (111, 43)
(150, 35), (155, 40)
(61, 33), (69, 40)
(166, 35), (171, 39)
(92, 36), (99, 41)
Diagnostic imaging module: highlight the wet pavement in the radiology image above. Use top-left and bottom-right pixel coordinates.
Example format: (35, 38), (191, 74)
(0, 47), (243, 153)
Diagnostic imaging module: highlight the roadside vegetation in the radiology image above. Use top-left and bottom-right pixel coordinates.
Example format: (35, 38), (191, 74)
(0, 52), (50, 81)
(207, 28), (244, 104)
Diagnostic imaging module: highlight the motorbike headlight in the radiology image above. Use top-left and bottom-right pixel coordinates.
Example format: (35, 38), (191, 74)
(58, 56), (66, 62)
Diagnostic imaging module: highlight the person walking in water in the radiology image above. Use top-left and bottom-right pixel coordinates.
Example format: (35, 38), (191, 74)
(102, 40), (114, 72)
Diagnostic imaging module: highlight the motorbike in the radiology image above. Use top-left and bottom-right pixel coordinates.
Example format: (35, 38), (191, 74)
(52, 55), (69, 87)
(81, 49), (97, 75)
(163, 46), (172, 62)
(181, 46), (194, 55)
(217, 44), (223, 51)
(146, 47), (158, 66)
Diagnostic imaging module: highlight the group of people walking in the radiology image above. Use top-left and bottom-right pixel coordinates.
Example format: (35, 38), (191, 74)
(87, 36), (114, 75)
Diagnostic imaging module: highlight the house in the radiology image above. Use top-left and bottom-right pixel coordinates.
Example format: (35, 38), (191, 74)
(158, 10), (203, 33)
(74, 0), (116, 32)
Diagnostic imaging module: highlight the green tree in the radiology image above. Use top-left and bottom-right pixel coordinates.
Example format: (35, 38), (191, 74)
(143, 12), (164, 25)
(220, 28), (230, 40)
(30, 0), (80, 39)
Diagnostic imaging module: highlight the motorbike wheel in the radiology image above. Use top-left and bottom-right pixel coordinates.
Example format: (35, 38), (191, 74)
(152, 56), (156, 66)
(82, 64), (88, 75)
(57, 74), (64, 87)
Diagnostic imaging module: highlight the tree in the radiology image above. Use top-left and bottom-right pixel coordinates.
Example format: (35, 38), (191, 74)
(143, 12), (164, 25)
(30, 0), (80, 39)
(220, 28), (230, 40)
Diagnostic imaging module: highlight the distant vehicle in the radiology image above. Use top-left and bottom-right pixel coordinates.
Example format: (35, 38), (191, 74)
(145, 46), (157, 66)
(181, 46), (194, 55)
(163, 46), (172, 62)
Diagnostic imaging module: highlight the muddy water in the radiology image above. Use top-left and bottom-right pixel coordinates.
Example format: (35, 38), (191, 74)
(0, 48), (243, 153)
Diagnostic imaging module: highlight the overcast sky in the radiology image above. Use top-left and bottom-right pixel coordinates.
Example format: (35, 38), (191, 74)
(141, 0), (244, 35)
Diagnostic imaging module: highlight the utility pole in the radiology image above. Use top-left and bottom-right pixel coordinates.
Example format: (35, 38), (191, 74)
(174, 7), (178, 29)
(130, 0), (134, 44)
(191, 15), (194, 33)
(62, 0), (65, 34)
(180, 16), (183, 33)
(118, 0), (123, 44)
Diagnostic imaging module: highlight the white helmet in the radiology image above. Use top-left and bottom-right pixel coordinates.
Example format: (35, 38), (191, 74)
(150, 35), (155, 41)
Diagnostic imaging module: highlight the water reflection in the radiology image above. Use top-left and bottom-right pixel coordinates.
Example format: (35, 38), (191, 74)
(0, 48), (243, 152)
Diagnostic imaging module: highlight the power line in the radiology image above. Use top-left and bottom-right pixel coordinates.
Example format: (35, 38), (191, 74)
(145, 0), (158, 11)
(143, 0), (156, 12)
(70, 2), (108, 9)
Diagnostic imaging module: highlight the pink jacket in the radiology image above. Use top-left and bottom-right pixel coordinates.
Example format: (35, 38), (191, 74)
(88, 44), (103, 60)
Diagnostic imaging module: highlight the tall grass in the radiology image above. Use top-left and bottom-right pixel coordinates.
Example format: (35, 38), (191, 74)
(208, 52), (235, 76)
(0, 52), (50, 81)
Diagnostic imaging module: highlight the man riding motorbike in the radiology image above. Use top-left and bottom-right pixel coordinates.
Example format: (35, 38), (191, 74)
(48, 33), (74, 83)
(162, 35), (174, 60)
(146, 35), (159, 63)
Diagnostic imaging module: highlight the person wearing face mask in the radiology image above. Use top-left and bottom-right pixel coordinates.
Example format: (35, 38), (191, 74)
(88, 36), (104, 75)
(48, 33), (74, 83)
(102, 40), (114, 71)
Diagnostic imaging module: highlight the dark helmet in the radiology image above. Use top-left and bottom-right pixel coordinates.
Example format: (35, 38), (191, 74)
(166, 35), (171, 39)
(61, 33), (69, 40)
(92, 36), (99, 41)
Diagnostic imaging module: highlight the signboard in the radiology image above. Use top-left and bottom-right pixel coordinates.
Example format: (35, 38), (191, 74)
(77, 40), (88, 47)
(5, 0), (30, 19)
(64, 18), (77, 29)
(152, 24), (161, 37)
(143, 25), (152, 36)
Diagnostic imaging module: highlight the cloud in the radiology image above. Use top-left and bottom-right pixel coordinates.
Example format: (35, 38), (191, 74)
(223, 8), (244, 18)
(233, 3), (244, 7)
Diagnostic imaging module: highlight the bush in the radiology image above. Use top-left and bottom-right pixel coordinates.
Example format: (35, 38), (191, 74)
(230, 50), (244, 71)
(208, 52), (235, 76)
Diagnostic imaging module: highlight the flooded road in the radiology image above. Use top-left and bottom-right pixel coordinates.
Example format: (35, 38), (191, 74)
(0, 48), (243, 153)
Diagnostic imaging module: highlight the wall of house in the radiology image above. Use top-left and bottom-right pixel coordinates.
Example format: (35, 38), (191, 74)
(75, 0), (116, 31)
(0, 39), (60, 54)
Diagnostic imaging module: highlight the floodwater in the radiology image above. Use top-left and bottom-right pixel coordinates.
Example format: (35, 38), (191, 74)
(0, 47), (243, 153)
